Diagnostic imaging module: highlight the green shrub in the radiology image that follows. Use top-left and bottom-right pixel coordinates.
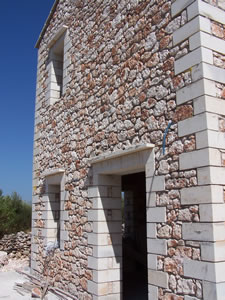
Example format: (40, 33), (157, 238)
(0, 189), (31, 238)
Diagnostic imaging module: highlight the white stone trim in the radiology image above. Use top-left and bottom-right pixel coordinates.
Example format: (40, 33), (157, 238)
(187, 0), (225, 24)
(178, 112), (218, 137)
(147, 238), (167, 255)
(184, 258), (225, 282)
(196, 130), (225, 150)
(201, 241), (225, 262)
(197, 166), (225, 185)
(148, 270), (168, 289)
(174, 47), (213, 75)
(189, 31), (225, 54)
(183, 222), (225, 242)
(179, 148), (221, 170)
(181, 185), (224, 205)
(173, 15), (211, 46)
(89, 144), (154, 165)
(199, 204), (225, 222)
(171, 0), (195, 17)
(194, 96), (225, 116)
(192, 62), (225, 84)
(176, 78), (216, 105)
(203, 281), (225, 300)
(47, 25), (68, 48)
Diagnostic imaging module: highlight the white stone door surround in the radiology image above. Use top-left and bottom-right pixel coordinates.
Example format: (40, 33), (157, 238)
(87, 144), (167, 300)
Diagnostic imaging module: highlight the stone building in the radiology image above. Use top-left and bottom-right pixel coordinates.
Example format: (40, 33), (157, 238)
(32, 0), (225, 299)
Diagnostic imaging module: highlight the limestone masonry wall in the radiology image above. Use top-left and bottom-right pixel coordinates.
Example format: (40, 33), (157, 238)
(0, 231), (31, 259)
(32, 0), (225, 299)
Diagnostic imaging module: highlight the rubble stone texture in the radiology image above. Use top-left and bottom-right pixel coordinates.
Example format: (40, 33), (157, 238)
(32, 0), (225, 299)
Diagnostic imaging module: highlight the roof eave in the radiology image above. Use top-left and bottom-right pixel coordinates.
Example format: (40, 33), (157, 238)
(35, 0), (60, 49)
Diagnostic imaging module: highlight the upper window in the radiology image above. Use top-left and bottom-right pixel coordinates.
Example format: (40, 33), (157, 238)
(46, 25), (69, 106)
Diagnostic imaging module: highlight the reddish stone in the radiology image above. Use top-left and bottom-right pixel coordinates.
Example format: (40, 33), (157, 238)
(152, 12), (162, 25)
(146, 53), (159, 67)
(32, 287), (42, 298)
(108, 132), (118, 145)
(172, 76), (183, 89)
(212, 23), (224, 38)
(164, 258), (178, 274)
(219, 118), (225, 132)
(139, 92), (147, 102)
(118, 86), (125, 97)
(160, 36), (170, 50)
(221, 88), (225, 99)
(162, 293), (184, 300)
(163, 57), (174, 71)
(162, 2), (171, 14)
(173, 105), (193, 122)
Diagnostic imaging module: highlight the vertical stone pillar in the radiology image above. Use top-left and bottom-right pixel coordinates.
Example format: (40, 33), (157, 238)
(145, 157), (167, 299)
(87, 175), (122, 300)
(172, 0), (225, 299)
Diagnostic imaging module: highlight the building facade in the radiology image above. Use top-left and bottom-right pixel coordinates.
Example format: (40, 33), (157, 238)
(32, 0), (225, 299)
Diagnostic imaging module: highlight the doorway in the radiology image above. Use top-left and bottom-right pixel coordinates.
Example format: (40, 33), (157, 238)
(122, 172), (148, 300)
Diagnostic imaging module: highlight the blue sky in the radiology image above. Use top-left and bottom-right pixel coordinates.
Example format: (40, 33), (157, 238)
(0, 1), (55, 202)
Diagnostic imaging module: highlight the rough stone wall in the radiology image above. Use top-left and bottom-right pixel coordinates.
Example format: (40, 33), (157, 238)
(32, 0), (225, 299)
(0, 231), (31, 259)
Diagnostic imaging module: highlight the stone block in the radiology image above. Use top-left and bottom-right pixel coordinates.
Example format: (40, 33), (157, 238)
(92, 221), (122, 234)
(196, 130), (225, 150)
(146, 192), (156, 207)
(194, 96), (225, 116)
(183, 222), (225, 242)
(92, 174), (121, 186)
(179, 148), (221, 170)
(199, 204), (225, 222)
(92, 245), (122, 258)
(88, 281), (121, 297)
(93, 269), (121, 283)
(92, 198), (122, 210)
(201, 241), (225, 262)
(92, 294), (121, 300)
(178, 112), (218, 137)
(181, 185), (224, 205)
(192, 62), (225, 84)
(184, 258), (225, 282)
(147, 238), (167, 255)
(147, 223), (157, 238)
(88, 256), (122, 271)
(148, 285), (158, 300)
(190, 30), (225, 54)
(146, 207), (166, 223)
(197, 166), (225, 185)
(148, 270), (168, 288)
(203, 281), (225, 300)
(88, 233), (122, 246)
(146, 176), (165, 192)
(173, 15), (211, 45)
(88, 210), (122, 222)
(148, 254), (157, 270)
(171, 0), (195, 17)
(176, 78), (216, 105)
(188, 0), (225, 24)
(174, 47), (213, 75)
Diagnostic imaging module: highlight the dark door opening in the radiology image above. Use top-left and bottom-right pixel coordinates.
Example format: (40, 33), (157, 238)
(122, 172), (148, 300)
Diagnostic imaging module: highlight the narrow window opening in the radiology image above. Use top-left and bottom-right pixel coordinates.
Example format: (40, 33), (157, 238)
(122, 172), (148, 300)
(47, 184), (61, 247)
(47, 33), (65, 105)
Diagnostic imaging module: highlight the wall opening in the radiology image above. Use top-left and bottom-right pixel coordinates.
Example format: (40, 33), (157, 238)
(46, 184), (61, 247)
(122, 172), (148, 300)
(47, 32), (65, 105)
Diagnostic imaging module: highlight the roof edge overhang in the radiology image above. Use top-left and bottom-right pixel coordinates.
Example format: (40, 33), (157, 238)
(35, 0), (60, 49)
